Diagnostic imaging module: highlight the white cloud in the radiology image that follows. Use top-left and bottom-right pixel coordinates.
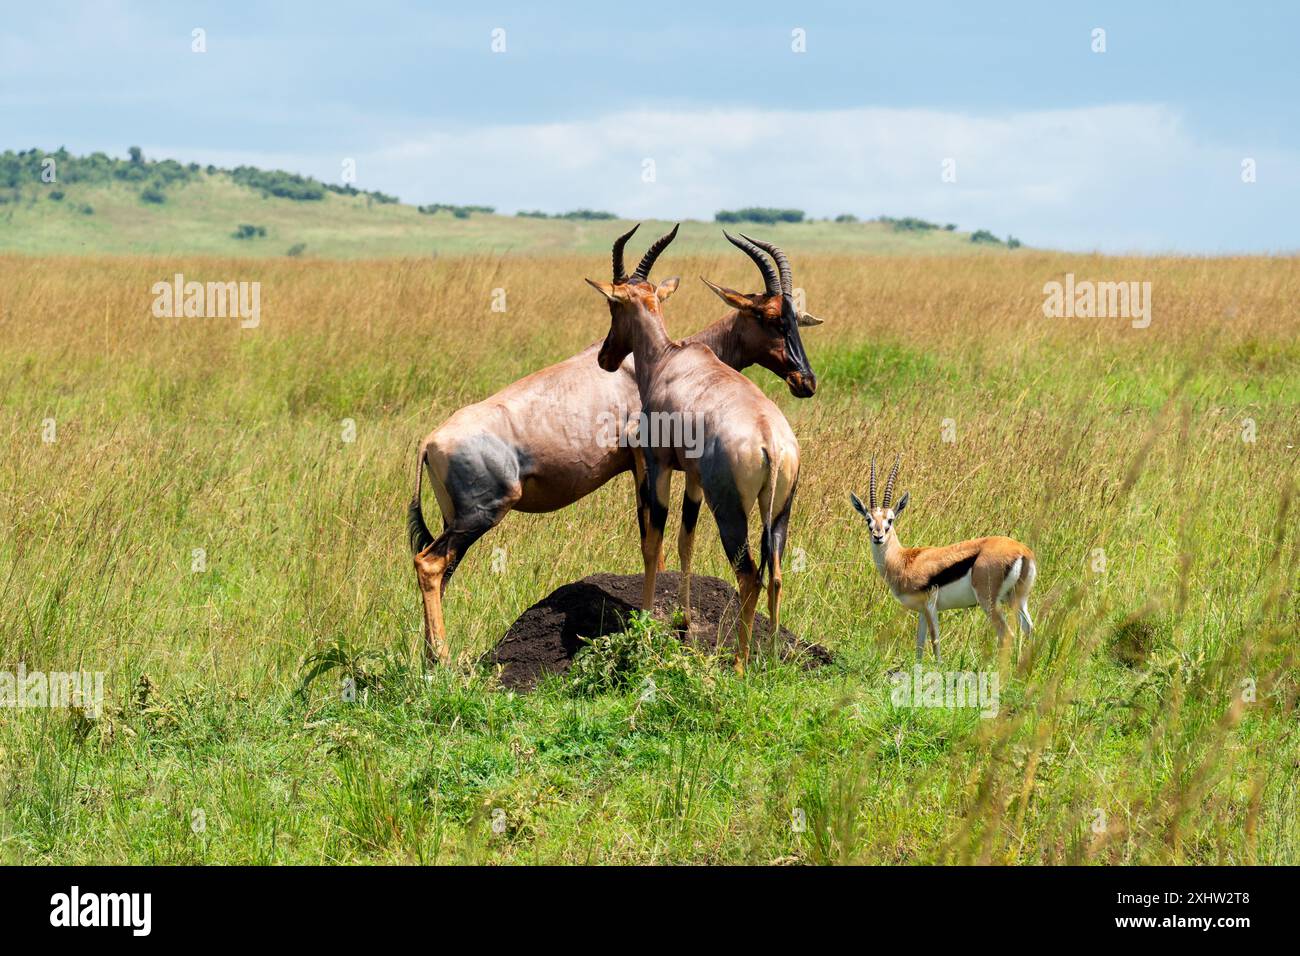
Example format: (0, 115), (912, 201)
(153, 103), (1298, 253)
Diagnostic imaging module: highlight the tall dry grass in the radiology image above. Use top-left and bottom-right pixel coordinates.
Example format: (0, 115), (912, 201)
(0, 251), (1296, 863)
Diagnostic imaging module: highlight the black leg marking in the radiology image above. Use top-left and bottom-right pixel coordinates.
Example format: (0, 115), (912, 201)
(440, 524), (492, 592)
(764, 475), (797, 573)
(712, 497), (755, 577)
(645, 459), (669, 533)
(681, 490), (702, 535)
(698, 438), (754, 574)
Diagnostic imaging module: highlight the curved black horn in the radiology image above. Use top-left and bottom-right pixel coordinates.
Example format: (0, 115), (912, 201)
(740, 234), (792, 295)
(612, 224), (640, 283)
(630, 223), (679, 282)
(882, 454), (902, 508)
(869, 456), (877, 510)
(723, 231), (780, 295)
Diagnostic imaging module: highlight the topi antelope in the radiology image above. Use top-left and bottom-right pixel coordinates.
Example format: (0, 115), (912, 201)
(588, 227), (808, 674)
(850, 456), (1037, 663)
(408, 225), (822, 665)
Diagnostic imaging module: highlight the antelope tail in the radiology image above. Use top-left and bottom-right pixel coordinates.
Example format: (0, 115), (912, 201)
(757, 447), (782, 584)
(997, 557), (1024, 603)
(408, 445), (435, 556)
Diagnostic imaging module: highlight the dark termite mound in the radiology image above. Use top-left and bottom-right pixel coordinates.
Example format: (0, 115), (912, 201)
(485, 571), (832, 691)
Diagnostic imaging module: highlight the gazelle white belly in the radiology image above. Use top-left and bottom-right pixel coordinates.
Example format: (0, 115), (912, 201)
(935, 571), (978, 611)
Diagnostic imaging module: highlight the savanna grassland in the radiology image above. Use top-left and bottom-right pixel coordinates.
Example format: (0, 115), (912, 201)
(1, 249), (1297, 864)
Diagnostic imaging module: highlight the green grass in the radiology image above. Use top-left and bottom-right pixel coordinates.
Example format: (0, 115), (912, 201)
(0, 174), (1007, 259)
(0, 251), (1296, 864)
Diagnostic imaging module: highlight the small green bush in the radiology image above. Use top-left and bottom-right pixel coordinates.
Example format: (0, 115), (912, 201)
(418, 203), (495, 217)
(881, 215), (940, 232)
(569, 613), (709, 692)
(557, 208), (616, 220)
(1109, 614), (1167, 667)
(715, 207), (805, 224)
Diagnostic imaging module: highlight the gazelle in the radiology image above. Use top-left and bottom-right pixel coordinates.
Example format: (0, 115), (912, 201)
(409, 226), (822, 665)
(589, 227), (807, 674)
(849, 456), (1037, 663)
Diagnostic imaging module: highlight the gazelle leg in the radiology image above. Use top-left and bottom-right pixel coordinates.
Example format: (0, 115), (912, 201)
(1017, 601), (1034, 640)
(977, 597), (1012, 668)
(973, 556), (1015, 659)
(985, 604), (1010, 650)
(677, 473), (703, 627)
(915, 612), (928, 663)
(640, 462), (671, 613)
(923, 602), (941, 664)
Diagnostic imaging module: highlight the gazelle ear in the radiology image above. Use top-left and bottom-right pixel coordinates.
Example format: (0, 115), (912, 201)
(893, 491), (909, 516)
(656, 276), (680, 301)
(850, 492), (870, 519)
(700, 277), (754, 312)
(798, 311), (824, 327)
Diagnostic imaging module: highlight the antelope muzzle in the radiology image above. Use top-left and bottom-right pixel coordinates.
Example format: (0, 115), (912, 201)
(785, 369), (817, 398)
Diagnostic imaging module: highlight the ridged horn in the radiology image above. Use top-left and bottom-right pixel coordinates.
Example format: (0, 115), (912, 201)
(869, 456), (877, 510)
(612, 224), (640, 283)
(882, 454), (902, 508)
(630, 224), (679, 282)
(740, 234), (792, 295)
(723, 231), (780, 295)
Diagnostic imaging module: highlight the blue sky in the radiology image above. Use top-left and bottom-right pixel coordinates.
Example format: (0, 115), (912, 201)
(5, 0), (1298, 252)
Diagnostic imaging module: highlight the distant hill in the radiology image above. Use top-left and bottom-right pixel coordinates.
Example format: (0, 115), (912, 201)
(0, 148), (1020, 259)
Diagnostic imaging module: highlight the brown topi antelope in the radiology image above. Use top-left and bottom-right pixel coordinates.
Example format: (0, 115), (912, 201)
(408, 225), (822, 665)
(850, 456), (1037, 663)
(588, 227), (809, 675)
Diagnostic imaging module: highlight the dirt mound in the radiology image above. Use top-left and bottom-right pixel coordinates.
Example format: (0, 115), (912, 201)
(486, 571), (832, 691)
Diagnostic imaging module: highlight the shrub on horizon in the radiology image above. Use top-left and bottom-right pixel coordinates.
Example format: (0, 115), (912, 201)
(715, 207), (805, 225)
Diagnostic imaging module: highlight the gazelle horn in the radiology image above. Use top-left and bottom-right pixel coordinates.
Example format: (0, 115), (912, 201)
(869, 455), (878, 510)
(882, 454), (902, 508)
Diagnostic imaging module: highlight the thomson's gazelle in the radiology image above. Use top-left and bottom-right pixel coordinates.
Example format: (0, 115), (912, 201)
(850, 456), (1037, 662)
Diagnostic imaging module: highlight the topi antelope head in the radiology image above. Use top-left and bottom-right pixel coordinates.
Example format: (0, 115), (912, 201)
(586, 223), (681, 373)
(700, 232), (821, 398)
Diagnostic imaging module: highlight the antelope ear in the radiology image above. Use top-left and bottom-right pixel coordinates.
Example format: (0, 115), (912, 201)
(656, 276), (680, 301)
(585, 278), (621, 302)
(798, 311), (824, 327)
(850, 492), (870, 519)
(700, 277), (753, 312)
(893, 491), (909, 516)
